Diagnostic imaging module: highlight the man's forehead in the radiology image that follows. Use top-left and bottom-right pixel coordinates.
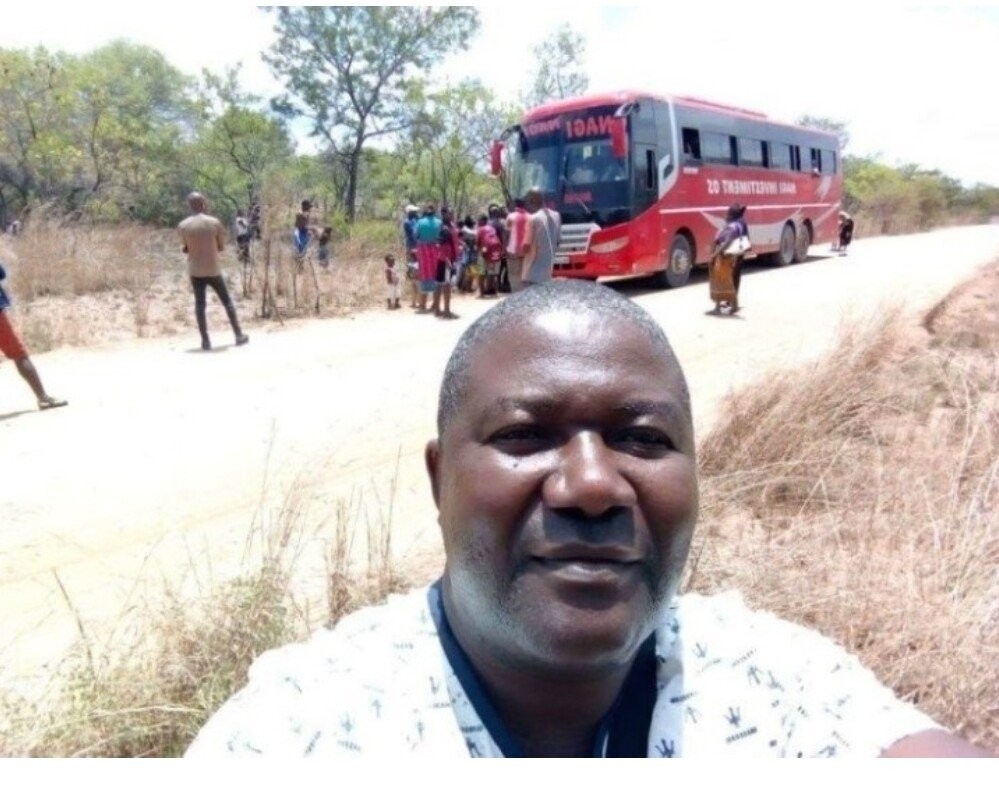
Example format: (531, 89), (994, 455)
(468, 311), (683, 395)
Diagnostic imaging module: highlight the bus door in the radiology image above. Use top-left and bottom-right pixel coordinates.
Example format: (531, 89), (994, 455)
(630, 102), (660, 272)
(631, 144), (659, 271)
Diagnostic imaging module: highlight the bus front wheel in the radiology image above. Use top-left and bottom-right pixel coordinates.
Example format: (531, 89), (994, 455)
(659, 235), (693, 288)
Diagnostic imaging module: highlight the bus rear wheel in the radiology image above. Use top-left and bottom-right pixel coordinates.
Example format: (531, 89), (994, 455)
(793, 224), (812, 263)
(769, 222), (796, 267)
(659, 235), (693, 288)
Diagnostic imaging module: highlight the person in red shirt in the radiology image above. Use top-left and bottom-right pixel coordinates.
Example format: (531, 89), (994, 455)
(476, 214), (503, 298)
(433, 207), (461, 320)
(505, 198), (531, 293)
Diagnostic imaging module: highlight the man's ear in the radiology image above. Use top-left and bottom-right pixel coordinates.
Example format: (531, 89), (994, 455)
(425, 439), (442, 509)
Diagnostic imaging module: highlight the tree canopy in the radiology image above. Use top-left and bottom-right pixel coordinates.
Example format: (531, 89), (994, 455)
(0, 25), (995, 234)
(264, 5), (479, 221)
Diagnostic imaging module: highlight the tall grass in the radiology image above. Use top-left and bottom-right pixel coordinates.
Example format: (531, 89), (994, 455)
(688, 269), (999, 749)
(0, 467), (408, 757)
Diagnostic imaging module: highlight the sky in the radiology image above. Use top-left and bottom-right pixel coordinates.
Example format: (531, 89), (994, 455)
(2, 1), (998, 186)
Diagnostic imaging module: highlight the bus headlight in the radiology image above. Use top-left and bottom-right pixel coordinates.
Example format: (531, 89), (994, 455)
(589, 236), (630, 255)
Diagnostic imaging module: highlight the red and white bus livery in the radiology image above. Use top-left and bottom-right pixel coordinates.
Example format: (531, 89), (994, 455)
(491, 91), (842, 287)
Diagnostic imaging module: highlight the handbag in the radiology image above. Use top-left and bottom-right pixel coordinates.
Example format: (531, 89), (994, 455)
(724, 234), (751, 256)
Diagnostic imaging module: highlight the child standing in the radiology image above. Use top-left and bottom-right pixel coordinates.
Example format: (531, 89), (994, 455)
(384, 254), (401, 310)
(317, 227), (333, 268)
(476, 215), (503, 298)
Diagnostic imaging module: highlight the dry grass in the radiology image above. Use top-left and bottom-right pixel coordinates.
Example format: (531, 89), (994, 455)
(0, 463), (409, 757)
(687, 262), (999, 750)
(0, 213), (396, 354)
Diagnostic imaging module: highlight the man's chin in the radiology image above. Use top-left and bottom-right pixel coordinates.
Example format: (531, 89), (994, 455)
(514, 600), (652, 674)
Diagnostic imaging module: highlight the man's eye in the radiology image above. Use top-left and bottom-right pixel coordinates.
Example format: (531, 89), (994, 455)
(614, 427), (673, 454)
(488, 426), (551, 451)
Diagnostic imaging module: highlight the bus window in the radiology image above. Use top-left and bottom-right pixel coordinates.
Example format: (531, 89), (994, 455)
(702, 131), (734, 164)
(791, 145), (802, 171)
(810, 148), (821, 172)
(821, 149), (837, 174)
(737, 137), (764, 167)
(770, 142), (792, 171)
(681, 128), (701, 162)
(646, 149), (656, 190)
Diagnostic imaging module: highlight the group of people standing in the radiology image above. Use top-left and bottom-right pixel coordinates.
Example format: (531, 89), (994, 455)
(399, 188), (562, 319)
(290, 200), (334, 268)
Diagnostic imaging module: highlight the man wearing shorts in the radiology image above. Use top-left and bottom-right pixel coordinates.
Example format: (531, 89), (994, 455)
(178, 193), (249, 351)
(0, 262), (67, 411)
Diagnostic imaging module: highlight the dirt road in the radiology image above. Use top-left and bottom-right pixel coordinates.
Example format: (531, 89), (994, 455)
(3, 225), (999, 675)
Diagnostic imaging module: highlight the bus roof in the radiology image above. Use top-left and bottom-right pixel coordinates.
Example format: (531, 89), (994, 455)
(522, 90), (835, 138)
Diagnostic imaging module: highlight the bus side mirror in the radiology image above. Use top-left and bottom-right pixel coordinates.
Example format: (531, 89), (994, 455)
(610, 118), (628, 159)
(490, 140), (504, 176)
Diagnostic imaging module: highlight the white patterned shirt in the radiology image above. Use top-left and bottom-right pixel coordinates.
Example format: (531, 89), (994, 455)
(185, 586), (939, 758)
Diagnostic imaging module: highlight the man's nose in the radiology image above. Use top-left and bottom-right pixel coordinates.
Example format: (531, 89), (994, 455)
(543, 432), (637, 517)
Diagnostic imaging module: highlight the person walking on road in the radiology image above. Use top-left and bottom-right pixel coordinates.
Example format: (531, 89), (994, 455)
(835, 211), (855, 255)
(0, 262), (67, 411)
(178, 192), (249, 351)
(708, 203), (750, 316)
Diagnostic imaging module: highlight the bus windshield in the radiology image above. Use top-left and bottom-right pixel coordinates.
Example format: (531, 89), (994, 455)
(507, 134), (631, 226)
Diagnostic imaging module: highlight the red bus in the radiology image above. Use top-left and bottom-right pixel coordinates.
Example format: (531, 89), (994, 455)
(491, 91), (842, 287)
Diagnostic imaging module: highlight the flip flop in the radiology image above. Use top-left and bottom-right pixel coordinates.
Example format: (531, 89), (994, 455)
(39, 398), (68, 411)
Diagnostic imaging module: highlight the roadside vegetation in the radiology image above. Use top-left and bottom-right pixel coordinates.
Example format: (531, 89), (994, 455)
(3, 263), (995, 756)
(689, 261), (999, 751)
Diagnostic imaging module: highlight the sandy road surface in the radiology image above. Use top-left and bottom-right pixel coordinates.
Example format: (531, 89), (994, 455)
(3, 225), (999, 675)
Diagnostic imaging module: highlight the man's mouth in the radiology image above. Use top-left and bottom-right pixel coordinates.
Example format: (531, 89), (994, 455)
(527, 545), (645, 584)
(531, 543), (644, 565)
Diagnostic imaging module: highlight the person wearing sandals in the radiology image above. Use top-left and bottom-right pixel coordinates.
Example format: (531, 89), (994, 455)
(0, 262), (67, 411)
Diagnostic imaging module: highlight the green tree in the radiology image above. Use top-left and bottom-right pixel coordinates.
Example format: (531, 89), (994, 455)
(191, 67), (294, 215)
(405, 80), (517, 211)
(70, 41), (197, 221)
(0, 47), (75, 217)
(527, 24), (589, 107)
(264, 5), (480, 222)
(0, 42), (197, 224)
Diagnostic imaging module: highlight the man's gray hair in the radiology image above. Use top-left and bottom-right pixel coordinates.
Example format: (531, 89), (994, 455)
(437, 280), (689, 436)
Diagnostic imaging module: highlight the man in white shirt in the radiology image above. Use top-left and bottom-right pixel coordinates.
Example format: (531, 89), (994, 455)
(520, 188), (561, 289)
(187, 280), (989, 758)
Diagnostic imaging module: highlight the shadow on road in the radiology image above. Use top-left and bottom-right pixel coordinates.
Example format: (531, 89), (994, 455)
(0, 409), (36, 423)
(183, 345), (233, 355)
